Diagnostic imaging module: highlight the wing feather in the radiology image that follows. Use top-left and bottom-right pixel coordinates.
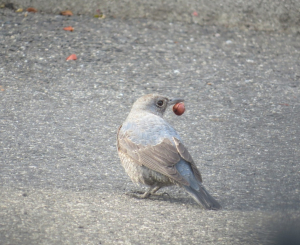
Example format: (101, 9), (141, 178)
(118, 126), (202, 186)
(173, 137), (202, 182)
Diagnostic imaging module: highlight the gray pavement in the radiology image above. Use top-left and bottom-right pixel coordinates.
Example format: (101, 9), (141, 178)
(3, 0), (300, 32)
(1, 8), (300, 245)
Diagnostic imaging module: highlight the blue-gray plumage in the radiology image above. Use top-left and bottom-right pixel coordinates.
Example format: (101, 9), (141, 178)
(117, 94), (221, 210)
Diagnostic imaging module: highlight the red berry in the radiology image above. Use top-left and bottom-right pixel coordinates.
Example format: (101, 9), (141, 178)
(173, 102), (185, 116)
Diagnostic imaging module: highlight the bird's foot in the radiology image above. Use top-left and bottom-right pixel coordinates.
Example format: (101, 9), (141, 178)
(125, 190), (170, 199)
(125, 191), (151, 199)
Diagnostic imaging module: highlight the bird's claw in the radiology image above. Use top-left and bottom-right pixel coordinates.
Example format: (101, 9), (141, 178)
(125, 190), (170, 199)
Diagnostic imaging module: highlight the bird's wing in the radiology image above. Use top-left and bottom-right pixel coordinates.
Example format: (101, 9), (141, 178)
(117, 126), (202, 186)
(173, 137), (202, 182)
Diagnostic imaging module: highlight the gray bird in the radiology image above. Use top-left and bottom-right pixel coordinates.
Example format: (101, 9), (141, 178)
(117, 94), (221, 210)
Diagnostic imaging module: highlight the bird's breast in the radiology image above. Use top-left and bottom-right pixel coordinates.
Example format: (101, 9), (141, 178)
(121, 114), (181, 146)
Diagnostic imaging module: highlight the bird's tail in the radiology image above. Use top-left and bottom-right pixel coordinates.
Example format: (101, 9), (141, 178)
(183, 184), (222, 210)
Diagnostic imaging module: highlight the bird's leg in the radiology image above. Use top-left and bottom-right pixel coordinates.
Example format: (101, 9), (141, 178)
(126, 186), (154, 199)
(126, 185), (169, 199)
(150, 186), (170, 197)
(150, 185), (161, 195)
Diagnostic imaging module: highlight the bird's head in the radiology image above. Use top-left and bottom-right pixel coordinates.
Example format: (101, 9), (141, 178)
(131, 94), (184, 117)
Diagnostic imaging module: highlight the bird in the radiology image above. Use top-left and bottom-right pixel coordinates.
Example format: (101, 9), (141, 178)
(117, 94), (221, 210)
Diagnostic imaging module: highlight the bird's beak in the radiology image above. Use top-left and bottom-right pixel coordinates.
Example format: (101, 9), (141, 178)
(168, 98), (184, 105)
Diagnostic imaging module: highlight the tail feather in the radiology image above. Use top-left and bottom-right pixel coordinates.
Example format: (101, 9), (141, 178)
(183, 184), (222, 210)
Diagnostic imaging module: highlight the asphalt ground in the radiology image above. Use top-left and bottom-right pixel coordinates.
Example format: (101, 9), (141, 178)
(3, 0), (300, 33)
(0, 9), (300, 244)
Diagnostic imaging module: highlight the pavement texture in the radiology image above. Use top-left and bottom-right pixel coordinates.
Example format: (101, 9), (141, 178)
(2, 0), (300, 33)
(1, 8), (300, 245)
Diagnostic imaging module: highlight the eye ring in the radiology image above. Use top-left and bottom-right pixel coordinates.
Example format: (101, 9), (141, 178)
(156, 100), (164, 107)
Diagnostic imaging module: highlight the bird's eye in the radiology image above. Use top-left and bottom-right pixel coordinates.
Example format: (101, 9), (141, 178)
(156, 100), (164, 107)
